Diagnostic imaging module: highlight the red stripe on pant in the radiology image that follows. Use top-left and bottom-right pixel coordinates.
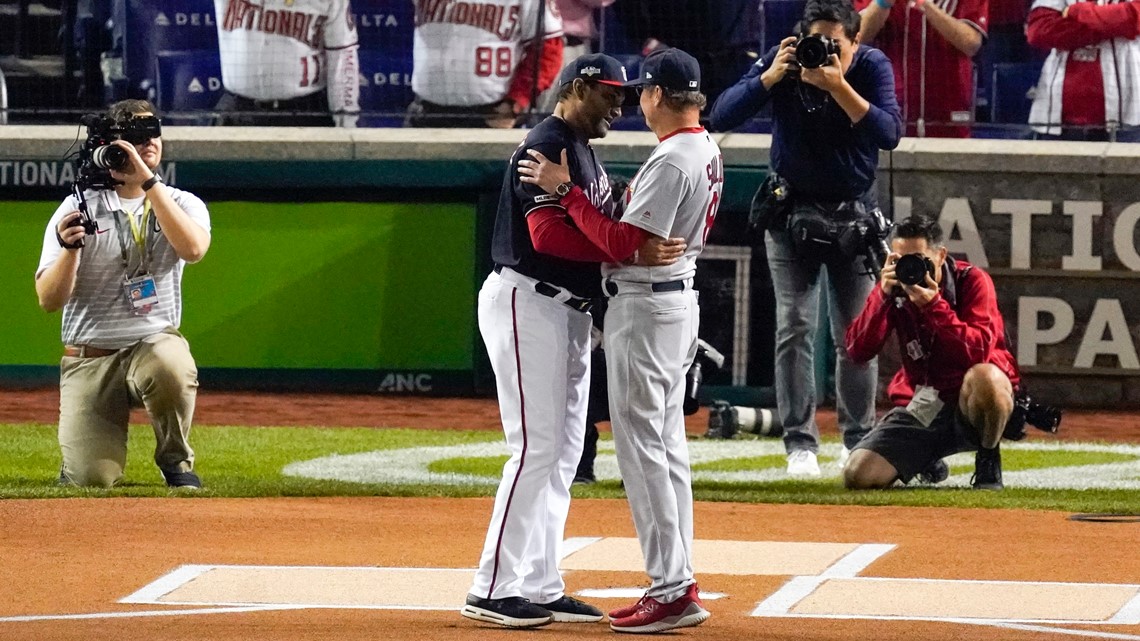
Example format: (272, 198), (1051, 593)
(488, 287), (527, 597)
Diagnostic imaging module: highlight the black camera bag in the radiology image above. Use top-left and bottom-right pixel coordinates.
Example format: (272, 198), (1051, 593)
(787, 199), (868, 263)
(747, 173), (794, 243)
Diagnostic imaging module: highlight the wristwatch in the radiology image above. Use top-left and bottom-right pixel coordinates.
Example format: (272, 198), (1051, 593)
(141, 174), (162, 191)
(555, 181), (574, 197)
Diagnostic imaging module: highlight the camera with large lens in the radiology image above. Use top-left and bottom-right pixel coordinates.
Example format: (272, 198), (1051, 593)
(795, 33), (840, 69)
(1003, 389), (1062, 440)
(895, 253), (936, 286)
(75, 112), (162, 189)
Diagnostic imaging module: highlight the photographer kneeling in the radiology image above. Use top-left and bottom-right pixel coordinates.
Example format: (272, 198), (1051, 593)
(35, 99), (211, 489)
(844, 216), (1018, 491)
(709, 0), (902, 477)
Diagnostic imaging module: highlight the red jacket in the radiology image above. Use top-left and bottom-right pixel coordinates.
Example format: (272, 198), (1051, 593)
(845, 258), (1020, 406)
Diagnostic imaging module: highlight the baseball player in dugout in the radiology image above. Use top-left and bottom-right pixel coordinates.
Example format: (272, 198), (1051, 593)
(36, 100), (211, 490)
(519, 47), (722, 634)
(843, 216), (1020, 491)
(408, 0), (565, 127)
(461, 53), (687, 630)
(213, 0), (361, 127)
(710, 0), (903, 479)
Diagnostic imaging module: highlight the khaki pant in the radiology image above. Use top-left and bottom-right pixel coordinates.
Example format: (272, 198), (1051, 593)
(58, 328), (198, 488)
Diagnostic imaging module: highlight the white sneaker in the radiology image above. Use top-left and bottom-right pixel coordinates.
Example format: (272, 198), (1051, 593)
(786, 450), (821, 477)
(837, 446), (851, 468)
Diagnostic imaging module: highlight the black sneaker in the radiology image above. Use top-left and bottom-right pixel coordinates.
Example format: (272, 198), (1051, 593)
(573, 469), (596, 485)
(916, 459), (950, 484)
(971, 448), (1003, 490)
(162, 469), (202, 489)
(538, 595), (604, 623)
(460, 594), (553, 628)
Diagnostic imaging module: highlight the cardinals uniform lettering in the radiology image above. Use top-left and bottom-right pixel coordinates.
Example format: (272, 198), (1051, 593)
(412, 0), (562, 106)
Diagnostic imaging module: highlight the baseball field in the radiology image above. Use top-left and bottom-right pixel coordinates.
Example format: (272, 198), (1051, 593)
(1, 388), (1138, 641)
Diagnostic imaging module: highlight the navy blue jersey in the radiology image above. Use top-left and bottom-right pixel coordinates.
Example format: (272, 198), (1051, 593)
(491, 116), (615, 299)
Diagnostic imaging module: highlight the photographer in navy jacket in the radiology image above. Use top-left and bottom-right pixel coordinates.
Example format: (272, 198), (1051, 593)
(709, 0), (902, 478)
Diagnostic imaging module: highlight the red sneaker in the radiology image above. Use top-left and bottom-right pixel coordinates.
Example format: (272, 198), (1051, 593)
(609, 594), (649, 620)
(609, 584), (710, 634)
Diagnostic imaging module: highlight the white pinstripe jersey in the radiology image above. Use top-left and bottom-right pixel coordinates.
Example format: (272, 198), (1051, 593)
(411, 0), (562, 106)
(215, 0), (359, 102)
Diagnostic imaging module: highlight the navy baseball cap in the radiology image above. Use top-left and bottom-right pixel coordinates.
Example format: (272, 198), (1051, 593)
(558, 53), (628, 88)
(623, 48), (701, 92)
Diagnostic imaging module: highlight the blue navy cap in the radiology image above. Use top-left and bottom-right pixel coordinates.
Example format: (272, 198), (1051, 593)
(623, 48), (701, 92)
(558, 53), (628, 88)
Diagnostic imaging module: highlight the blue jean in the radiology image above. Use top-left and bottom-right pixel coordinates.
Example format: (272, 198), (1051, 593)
(766, 228), (878, 453)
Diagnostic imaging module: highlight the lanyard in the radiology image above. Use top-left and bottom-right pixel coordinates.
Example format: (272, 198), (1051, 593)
(114, 199), (154, 276)
(125, 199), (151, 250)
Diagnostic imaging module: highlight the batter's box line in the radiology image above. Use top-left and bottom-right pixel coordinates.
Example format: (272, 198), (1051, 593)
(751, 575), (1140, 625)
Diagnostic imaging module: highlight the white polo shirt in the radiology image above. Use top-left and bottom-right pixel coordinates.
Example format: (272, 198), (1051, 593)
(37, 187), (211, 349)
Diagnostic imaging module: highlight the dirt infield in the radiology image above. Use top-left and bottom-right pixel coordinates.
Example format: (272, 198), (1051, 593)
(2, 389), (1140, 641)
(2, 498), (1139, 641)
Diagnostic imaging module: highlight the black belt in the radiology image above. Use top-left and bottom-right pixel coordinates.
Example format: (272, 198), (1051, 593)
(495, 265), (594, 314)
(604, 279), (686, 296)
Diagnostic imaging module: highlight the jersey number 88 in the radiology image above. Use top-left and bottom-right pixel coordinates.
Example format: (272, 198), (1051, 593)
(476, 46), (513, 77)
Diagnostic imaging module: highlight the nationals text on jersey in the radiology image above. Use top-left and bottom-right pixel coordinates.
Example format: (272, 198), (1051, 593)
(221, 0), (329, 48)
(414, 0), (521, 41)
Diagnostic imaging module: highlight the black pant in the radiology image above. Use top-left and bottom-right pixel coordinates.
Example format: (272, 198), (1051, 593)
(214, 91), (334, 127)
(405, 96), (507, 128)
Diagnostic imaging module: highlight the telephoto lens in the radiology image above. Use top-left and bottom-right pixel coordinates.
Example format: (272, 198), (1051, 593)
(92, 144), (130, 171)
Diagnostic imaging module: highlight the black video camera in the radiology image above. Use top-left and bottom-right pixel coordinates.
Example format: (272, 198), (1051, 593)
(64, 112), (162, 247)
(795, 34), (840, 69)
(895, 253), (936, 286)
(1003, 389), (1062, 440)
(76, 112), (161, 183)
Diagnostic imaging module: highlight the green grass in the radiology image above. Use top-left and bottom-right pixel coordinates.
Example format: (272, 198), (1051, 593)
(2, 422), (1138, 514)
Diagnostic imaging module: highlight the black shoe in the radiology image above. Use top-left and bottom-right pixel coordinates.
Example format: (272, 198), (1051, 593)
(162, 469), (202, 489)
(916, 459), (949, 484)
(460, 594), (553, 628)
(971, 448), (1003, 490)
(573, 469), (596, 485)
(538, 595), (604, 623)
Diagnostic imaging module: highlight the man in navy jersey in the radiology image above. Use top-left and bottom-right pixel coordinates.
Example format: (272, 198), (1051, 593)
(461, 53), (686, 629)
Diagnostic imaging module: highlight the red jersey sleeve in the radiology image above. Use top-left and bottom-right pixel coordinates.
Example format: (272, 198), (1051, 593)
(527, 205), (613, 262)
(561, 187), (649, 263)
(955, 0), (991, 35)
(507, 36), (565, 111)
(1027, 6), (1105, 50)
(1064, 1), (1140, 40)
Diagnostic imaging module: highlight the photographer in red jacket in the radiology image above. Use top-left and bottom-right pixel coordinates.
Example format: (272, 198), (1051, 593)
(843, 215), (1018, 490)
